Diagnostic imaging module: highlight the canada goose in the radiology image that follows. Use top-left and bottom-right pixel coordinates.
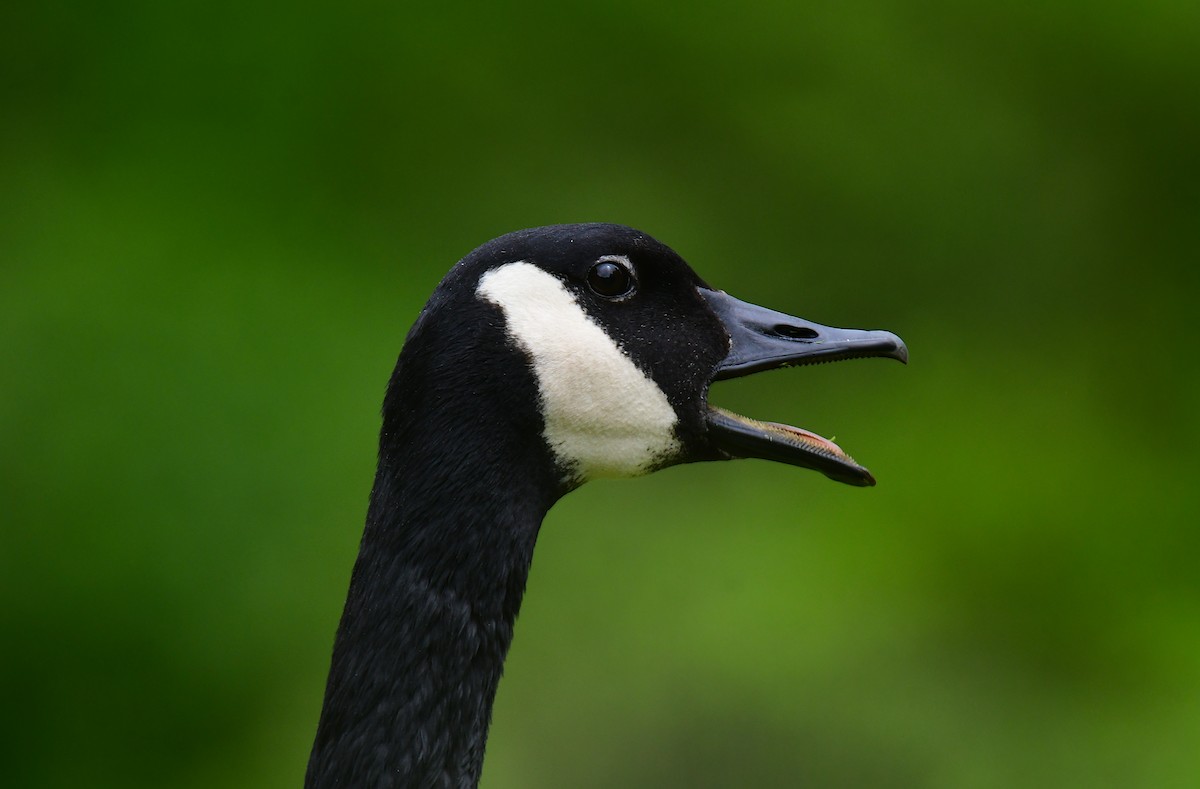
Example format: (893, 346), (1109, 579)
(305, 223), (906, 788)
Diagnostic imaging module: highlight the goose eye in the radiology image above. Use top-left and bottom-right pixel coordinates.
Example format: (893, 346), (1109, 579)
(587, 260), (635, 299)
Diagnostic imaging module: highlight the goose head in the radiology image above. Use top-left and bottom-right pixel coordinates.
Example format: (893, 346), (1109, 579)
(307, 223), (907, 788)
(408, 222), (906, 491)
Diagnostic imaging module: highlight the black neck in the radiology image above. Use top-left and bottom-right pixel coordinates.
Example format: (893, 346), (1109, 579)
(306, 300), (563, 788)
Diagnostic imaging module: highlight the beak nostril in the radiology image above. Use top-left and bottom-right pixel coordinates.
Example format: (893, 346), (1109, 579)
(772, 324), (819, 340)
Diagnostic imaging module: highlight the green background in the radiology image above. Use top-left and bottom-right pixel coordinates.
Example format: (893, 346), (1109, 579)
(3, 2), (1198, 787)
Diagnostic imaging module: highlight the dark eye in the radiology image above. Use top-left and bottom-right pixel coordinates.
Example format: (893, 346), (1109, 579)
(587, 260), (635, 299)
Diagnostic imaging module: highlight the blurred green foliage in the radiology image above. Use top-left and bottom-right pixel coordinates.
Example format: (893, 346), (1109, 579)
(3, 1), (1198, 787)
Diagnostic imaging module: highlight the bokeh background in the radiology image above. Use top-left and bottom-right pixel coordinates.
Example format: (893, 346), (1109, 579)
(3, 2), (1198, 787)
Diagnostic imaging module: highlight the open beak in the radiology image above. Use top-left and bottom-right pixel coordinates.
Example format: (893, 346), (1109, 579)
(699, 288), (907, 487)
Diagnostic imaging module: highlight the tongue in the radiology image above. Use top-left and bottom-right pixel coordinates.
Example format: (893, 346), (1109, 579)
(758, 420), (849, 458)
(705, 405), (876, 487)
